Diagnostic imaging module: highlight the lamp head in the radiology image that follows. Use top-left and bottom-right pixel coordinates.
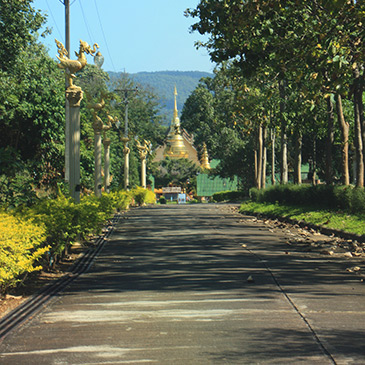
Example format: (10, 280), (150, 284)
(94, 51), (104, 68)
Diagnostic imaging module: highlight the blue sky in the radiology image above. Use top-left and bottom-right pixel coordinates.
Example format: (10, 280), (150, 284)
(32, 0), (215, 74)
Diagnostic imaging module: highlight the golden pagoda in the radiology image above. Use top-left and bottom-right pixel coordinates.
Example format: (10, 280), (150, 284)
(153, 86), (199, 164)
(200, 143), (211, 169)
(164, 86), (189, 159)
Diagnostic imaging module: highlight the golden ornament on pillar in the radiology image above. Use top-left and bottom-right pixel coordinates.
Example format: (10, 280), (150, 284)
(56, 39), (99, 88)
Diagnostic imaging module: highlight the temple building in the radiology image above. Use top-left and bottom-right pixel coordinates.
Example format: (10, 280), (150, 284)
(153, 86), (200, 165)
(153, 86), (237, 200)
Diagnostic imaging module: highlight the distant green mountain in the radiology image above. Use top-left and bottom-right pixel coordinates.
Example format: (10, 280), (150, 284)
(108, 71), (212, 124)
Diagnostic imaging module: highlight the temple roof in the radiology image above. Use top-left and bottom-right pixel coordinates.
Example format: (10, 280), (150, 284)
(153, 86), (200, 165)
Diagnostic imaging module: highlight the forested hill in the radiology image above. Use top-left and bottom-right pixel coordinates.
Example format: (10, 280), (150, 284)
(108, 71), (213, 123)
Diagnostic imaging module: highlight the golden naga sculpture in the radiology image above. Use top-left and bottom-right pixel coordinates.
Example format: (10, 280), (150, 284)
(103, 113), (118, 140)
(135, 138), (151, 159)
(85, 92), (106, 112)
(105, 113), (118, 130)
(55, 39), (68, 59)
(55, 39), (99, 87)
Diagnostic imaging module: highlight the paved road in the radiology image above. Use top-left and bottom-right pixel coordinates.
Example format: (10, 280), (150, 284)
(1, 204), (364, 364)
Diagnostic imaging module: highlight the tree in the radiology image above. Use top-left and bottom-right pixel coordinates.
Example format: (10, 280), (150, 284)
(0, 43), (65, 188)
(151, 158), (200, 192)
(186, 0), (364, 188)
(0, 0), (46, 72)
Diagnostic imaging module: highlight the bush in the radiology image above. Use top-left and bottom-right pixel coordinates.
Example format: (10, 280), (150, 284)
(131, 187), (155, 206)
(249, 184), (365, 214)
(212, 190), (247, 202)
(0, 171), (38, 208)
(159, 196), (167, 204)
(0, 212), (49, 295)
(19, 191), (128, 265)
(0, 188), (141, 294)
(109, 190), (132, 211)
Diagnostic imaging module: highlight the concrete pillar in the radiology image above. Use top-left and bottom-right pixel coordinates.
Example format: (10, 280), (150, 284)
(124, 144), (130, 190)
(141, 156), (146, 188)
(66, 86), (83, 203)
(103, 138), (111, 193)
(94, 131), (102, 197)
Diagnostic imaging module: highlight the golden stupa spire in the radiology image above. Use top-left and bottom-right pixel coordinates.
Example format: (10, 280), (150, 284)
(163, 86), (189, 159)
(200, 143), (211, 169)
(173, 85), (178, 120)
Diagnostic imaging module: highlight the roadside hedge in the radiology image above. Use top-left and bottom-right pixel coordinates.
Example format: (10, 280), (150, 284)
(249, 184), (365, 214)
(212, 190), (247, 202)
(0, 213), (49, 294)
(0, 188), (154, 296)
(131, 186), (155, 206)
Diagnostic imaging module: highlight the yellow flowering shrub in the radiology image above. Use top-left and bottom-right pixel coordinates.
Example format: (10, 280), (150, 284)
(0, 212), (49, 295)
(131, 187), (156, 206)
(108, 190), (133, 211)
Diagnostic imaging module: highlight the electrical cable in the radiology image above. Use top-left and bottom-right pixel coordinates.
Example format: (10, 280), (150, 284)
(93, 0), (117, 72)
(78, 0), (95, 46)
(45, 0), (64, 42)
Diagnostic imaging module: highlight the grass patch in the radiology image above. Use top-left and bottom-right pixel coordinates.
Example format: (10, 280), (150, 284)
(240, 201), (365, 237)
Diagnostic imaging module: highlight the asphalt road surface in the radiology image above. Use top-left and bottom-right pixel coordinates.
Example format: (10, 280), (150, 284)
(1, 204), (364, 364)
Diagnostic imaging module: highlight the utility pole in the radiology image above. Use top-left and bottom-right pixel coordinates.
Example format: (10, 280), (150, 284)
(63, 0), (71, 182)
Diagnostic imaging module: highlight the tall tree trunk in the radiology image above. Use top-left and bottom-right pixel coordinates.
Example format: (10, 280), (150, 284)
(335, 93), (350, 185)
(325, 96), (335, 184)
(261, 126), (267, 189)
(279, 79), (288, 184)
(271, 128), (276, 186)
(254, 148), (258, 188)
(353, 64), (364, 187)
(255, 124), (263, 189)
(312, 137), (317, 185)
(294, 130), (302, 184)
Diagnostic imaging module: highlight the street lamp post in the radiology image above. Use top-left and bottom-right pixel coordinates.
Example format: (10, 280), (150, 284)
(103, 113), (118, 193)
(103, 136), (111, 193)
(135, 139), (151, 188)
(55, 39), (98, 202)
(92, 114), (103, 197)
(113, 88), (138, 190)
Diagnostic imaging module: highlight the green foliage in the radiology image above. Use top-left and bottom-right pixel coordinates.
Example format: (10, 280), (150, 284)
(78, 72), (166, 191)
(151, 157), (200, 190)
(0, 43), (65, 189)
(159, 196), (167, 204)
(239, 201), (365, 237)
(249, 185), (365, 214)
(0, 0), (46, 71)
(0, 172), (38, 208)
(186, 0), (365, 187)
(19, 192), (121, 262)
(108, 190), (133, 211)
(212, 190), (247, 202)
(0, 187), (156, 294)
(0, 212), (48, 295)
(131, 187), (155, 206)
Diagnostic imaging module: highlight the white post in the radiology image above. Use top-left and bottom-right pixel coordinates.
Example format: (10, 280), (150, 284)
(66, 86), (83, 203)
(94, 131), (102, 197)
(141, 156), (146, 188)
(103, 138), (111, 193)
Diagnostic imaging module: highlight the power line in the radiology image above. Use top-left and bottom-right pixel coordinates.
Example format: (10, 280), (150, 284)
(93, 0), (117, 72)
(78, 0), (95, 45)
(45, 0), (63, 42)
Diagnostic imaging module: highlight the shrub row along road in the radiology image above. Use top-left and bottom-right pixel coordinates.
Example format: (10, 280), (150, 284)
(1, 204), (364, 364)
